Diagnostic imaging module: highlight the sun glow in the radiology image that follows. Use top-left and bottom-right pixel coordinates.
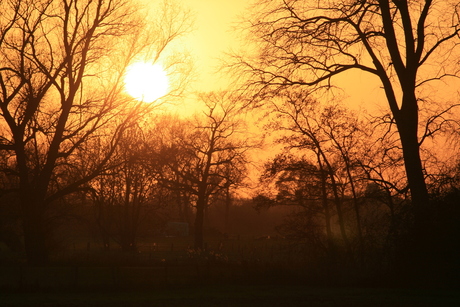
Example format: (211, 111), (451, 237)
(124, 62), (169, 102)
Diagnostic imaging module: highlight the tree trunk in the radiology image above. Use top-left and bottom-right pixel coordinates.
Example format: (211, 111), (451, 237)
(22, 200), (49, 265)
(321, 153), (351, 255)
(345, 160), (364, 258)
(194, 179), (209, 249)
(394, 94), (433, 270)
(318, 155), (335, 257)
(194, 196), (205, 249)
(397, 117), (430, 237)
(224, 185), (231, 235)
(395, 95), (430, 231)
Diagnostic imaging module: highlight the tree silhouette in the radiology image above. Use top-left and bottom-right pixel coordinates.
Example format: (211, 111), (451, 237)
(149, 92), (251, 249)
(233, 0), (460, 248)
(257, 98), (375, 260)
(0, 0), (190, 264)
(89, 125), (166, 252)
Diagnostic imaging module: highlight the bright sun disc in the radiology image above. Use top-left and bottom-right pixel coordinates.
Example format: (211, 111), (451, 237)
(124, 62), (169, 102)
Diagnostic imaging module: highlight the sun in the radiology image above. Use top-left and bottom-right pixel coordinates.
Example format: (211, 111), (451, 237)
(124, 62), (169, 102)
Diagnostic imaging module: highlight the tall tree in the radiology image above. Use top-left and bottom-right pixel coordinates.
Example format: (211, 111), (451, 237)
(259, 97), (372, 258)
(233, 0), (460, 243)
(90, 125), (165, 252)
(149, 92), (251, 249)
(0, 0), (189, 264)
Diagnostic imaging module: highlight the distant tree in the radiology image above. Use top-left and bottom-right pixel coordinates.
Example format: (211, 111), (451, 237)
(149, 92), (252, 249)
(0, 0), (190, 264)
(256, 154), (334, 254)
(257, 99), (374, 258)
(357, 116), (410, 239)
(89, 125), (167, 251)
(233, 0), (460, 247)
(314, 103), (367, 250)
(146, 114), (196, 226)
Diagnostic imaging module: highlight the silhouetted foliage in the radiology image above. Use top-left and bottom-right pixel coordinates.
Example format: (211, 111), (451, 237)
(148, 92), (252, 249)
(232, 0), (460, 263)
(0, 0), (190, 265)
(252, 99), (436, 282)
(87, 125), (169, 251)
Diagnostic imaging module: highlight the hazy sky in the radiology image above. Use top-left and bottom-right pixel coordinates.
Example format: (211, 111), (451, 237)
(177, 0), (384, 108)
(137, 0), (384, 112)
(138, 0), (460, 117)
(132, 0), (251, 115)
(140, 0), (459, 119)
(180, 0), (250, 91)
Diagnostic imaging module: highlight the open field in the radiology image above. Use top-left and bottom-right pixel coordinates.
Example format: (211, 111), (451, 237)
(1, 236), (458, 306)
(0, 235), (318, 269)
(1, 236), (458, 283)
(1, 285), (460, 307)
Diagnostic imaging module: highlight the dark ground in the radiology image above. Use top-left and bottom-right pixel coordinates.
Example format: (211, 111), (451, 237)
(1, 284), (460, 307)
(1, 236), (459, 306)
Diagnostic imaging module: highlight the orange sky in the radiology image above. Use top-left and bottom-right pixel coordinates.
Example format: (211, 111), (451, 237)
(136, 0), (385, 114)
(142, 0), (459, 118)
(136, 0), (250, 115)
(178, 0), (249, 92)
(142, 0), (456, 121)
(176, 0), (386, 110)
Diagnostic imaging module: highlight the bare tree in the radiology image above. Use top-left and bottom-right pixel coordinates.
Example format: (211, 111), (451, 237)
(256, 95), (418, 268)
(0, 0), (190, 264)
(256, 154), (336, 257)
(90, 125), (168, 251)
(232, 0), (460, 243)
(258, 97), (374, 258)
(149, 92), (252, 249)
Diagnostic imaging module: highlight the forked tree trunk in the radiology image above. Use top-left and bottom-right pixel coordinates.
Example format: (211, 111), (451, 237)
(320, 153), (351, 256)
(317, 154), (335, 257)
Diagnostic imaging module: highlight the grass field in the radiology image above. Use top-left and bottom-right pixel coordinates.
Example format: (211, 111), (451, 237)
(1, 285), (460, 306)
(1, 236), (458, 306)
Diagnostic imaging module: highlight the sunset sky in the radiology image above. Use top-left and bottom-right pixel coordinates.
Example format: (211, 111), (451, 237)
(131, 0), (252, 115)
(1, 0), (459, 286)
(136, 0), (460, 116)
(158, 0), (385, 113)
(178, 0), (249, 91)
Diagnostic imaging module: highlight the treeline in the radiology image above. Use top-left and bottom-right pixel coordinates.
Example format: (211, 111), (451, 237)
(2, 94), (459, 286)
(0, 91), (254, 258)
(0, 0), (193, 265)
(252, 99), (460, 285)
